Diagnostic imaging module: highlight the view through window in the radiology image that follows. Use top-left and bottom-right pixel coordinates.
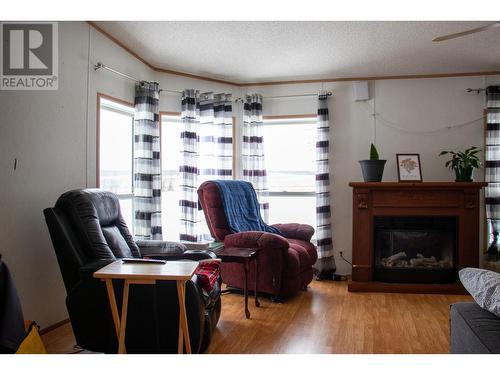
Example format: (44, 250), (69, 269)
(160, 114), (183, 241)
(263, 116), (317, 237)
(98, 96), (134, 231)
(160, 114), (218, 241)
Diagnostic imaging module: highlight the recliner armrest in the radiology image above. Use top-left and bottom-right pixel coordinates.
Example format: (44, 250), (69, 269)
(136, 240), (187, 257)
(224, 231), (289, 250)
(271, 223), (315, 242)
(79, 259), (115, 280)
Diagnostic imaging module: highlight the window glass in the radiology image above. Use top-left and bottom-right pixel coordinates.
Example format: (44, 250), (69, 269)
(263, 117), (316, 232)
(160, 115), (182, 241)
(160, 115), (215, 242)
(98, 97), (134, 229)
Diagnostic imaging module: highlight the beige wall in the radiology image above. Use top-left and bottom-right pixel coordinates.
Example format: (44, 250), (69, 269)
(0, 22), (90, 328)
(0, 21), (498, 327)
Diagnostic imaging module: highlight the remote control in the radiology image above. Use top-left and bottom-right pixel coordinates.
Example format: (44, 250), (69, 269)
(122, 258), (166, 264)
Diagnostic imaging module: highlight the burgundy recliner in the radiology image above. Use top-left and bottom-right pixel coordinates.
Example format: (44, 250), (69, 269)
(197, 181), (318, 299)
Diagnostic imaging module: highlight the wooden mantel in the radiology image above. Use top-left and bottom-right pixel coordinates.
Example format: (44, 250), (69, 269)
(349, 182), (487, 189)
(348, 181), (487, 294)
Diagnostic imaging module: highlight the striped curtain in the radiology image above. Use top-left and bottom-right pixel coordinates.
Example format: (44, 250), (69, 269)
(314, 91), (336, 279)
(180, 90), (233, 242)
(485, 85), (500, 257)
(242, 94), (270, 223)
(133, 81), (162, 240)
(199, 93), (233, 180)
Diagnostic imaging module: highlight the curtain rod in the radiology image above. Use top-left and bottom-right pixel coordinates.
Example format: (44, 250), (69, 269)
(466, 88), (486, 94)
(94, 61), (333, 100)
(234, 92), (332, 102)
(94, 62), (182, 95)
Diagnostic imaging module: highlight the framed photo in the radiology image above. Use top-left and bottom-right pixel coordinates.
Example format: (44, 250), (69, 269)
(396, 154), (422, 182)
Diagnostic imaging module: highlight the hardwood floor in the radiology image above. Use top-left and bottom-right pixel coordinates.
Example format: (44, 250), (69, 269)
(42, 280), (472, 354)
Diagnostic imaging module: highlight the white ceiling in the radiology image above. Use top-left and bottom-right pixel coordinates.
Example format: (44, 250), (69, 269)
(94, 21), (500, 84)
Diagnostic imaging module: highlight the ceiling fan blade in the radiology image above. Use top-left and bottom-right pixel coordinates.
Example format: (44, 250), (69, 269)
(432, 22), (500, 42)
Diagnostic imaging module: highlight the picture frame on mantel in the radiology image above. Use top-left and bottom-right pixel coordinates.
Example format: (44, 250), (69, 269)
(396, 153), (422, 182)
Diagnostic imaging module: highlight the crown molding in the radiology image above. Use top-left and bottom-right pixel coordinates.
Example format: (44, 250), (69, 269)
(238, 71), (500, 87)
(153, 66), (238, 86)
(87, 21), (500, 88)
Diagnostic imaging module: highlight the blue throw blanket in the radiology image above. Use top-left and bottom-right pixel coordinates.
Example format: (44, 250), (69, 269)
(213, 180), (283, 236)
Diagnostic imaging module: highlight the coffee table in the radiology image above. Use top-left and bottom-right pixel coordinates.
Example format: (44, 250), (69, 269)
(216, 247), (260, 318)
(94, 260), (198, 354)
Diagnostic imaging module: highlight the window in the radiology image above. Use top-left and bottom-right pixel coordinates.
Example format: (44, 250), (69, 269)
(97, 101), (234, 241)
(263, 116), (316, 235)
(160, 114), (183, 241)
(97, 95), (134, 230)
(161, 113), (229, 241)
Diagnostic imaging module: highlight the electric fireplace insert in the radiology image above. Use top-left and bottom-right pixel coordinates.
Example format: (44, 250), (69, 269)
(373, 216), (457, 284)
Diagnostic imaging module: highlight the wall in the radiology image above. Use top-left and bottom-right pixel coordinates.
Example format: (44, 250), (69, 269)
(0, 20), (498, 328)
(0, 22), (90, 328)
(0, 21), (157, 329)
(246, 74), (500, 275)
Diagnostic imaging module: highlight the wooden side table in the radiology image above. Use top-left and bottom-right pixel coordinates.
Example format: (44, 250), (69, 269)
(94, 260), (198, 354)
(216, 247), (260, 319)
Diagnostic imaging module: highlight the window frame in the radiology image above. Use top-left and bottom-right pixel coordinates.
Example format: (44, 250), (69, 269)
(262, 114), (317, 198)
(96, 92), (135, 201)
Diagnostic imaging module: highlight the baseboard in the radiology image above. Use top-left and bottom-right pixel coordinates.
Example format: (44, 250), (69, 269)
(39, 318), (70, 335)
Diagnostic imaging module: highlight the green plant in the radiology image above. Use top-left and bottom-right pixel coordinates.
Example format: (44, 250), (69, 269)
(370, 143), (380, 160)
(439, 146), (482, 171)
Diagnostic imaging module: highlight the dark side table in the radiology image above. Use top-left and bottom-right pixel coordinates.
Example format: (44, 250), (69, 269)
(216, 247), (260, 318)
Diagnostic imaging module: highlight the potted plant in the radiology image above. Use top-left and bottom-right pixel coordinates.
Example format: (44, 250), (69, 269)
(439, 146), (482, 182)
(359, 143), (386, 182)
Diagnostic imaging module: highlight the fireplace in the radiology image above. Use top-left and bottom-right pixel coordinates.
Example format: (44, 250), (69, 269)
(373, 216), (457, 284)
(348, 182), (486, 294)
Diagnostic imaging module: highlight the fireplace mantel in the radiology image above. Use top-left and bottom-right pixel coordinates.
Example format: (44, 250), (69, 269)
(349, 182), (487, 189)
(348, 181), (487, 294)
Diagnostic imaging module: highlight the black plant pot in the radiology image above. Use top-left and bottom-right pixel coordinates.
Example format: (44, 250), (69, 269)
(359, 160), (386, 182)
(454, 167), (474, 182)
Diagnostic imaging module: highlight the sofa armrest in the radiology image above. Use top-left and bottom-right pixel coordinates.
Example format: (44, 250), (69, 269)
(149, 250), (217, 261)
(224, 231), (289, 250)
(136, 240), (186, 257)
(272, 223), (315, 242)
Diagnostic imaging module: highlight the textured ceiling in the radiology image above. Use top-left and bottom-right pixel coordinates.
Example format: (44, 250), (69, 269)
(93, 21), (500, 83)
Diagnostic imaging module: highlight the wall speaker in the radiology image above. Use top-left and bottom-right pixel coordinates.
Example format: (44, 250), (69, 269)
(352, 81), (369, 101)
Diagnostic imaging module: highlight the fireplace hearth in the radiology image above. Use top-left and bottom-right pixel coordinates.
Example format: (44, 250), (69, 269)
(348, 182), (486, 294)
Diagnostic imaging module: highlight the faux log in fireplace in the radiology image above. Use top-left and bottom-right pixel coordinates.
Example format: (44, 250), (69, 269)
(348, 182), (487, 294)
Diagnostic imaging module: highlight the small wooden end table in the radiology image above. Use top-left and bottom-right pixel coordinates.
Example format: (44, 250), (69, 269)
(94, 260), (198, 354)
(216, 247), (260, 319)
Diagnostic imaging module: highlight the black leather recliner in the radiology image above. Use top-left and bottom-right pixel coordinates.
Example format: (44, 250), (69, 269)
(43, 189), (221, 353)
